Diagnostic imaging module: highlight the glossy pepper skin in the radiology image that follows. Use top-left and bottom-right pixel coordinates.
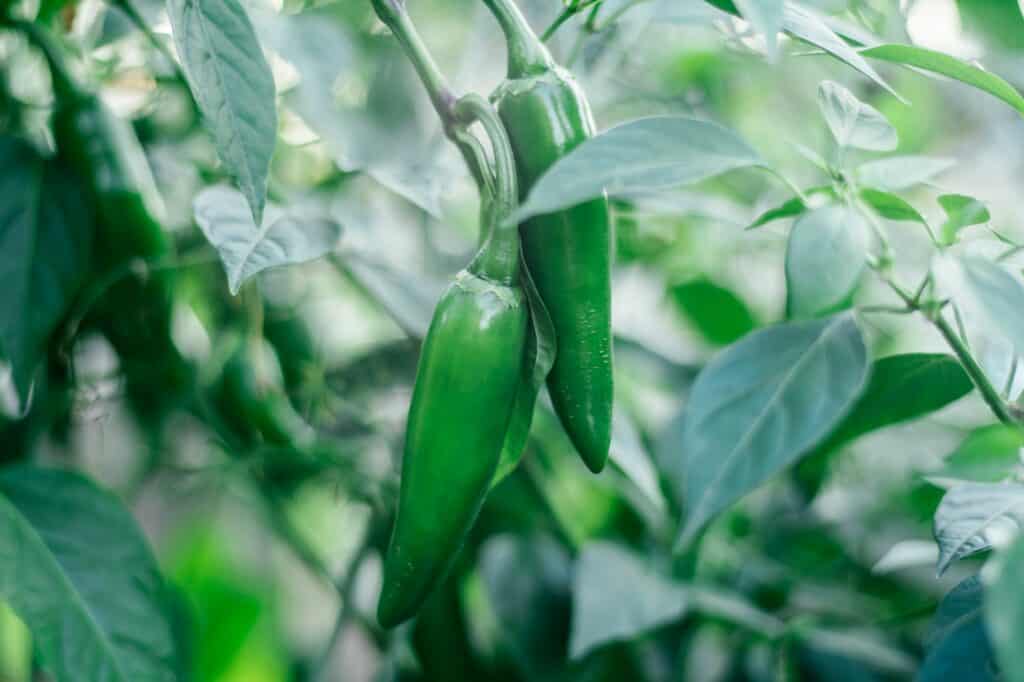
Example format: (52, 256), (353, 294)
(377, 270), (528, 628)
(484, 0), (614, 473)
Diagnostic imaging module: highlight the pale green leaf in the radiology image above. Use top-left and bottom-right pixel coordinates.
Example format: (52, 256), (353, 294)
(193, 186), (342, 295)
(934, 482), (1024, 575)
(818, 80), (897, 151)
(570, 542), (687, 659)
(855, 155), (955, 191)
(988, 536), (1024, 682)
(785, 205), (868, 318)
(677, 313), (869, 547)
(938, 194), (990, 245)
(512, 116), (763, 223)
(168, 0), (278, 225)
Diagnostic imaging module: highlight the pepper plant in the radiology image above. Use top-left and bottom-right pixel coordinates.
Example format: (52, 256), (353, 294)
(1, 0), (1024, 680)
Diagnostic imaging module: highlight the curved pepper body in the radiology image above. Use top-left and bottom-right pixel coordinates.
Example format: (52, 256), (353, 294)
(378, 271), (527, 628)
(492, 68), (614, 473)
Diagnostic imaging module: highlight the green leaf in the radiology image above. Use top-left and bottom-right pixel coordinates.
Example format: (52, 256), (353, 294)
(0, 138), (92, 405)
(735, 0), (784, 57)
(934, 482), (1024, 575)
(855, 155), (955, 191)
(492, 265), (557, 486)
(168, 0), (278, 225)
(859, 188), (929, 226)
(988, 536), (1024, 682)
(570, 542), (687, 659)
(862, 43), (1024, 117)
(677, 313), (869, 547)
(821, 354), (972, 453)
(512, 116), (763, 223)
(920, 577), (996, 682)
(785, 205), (868, 318)
(670, 277), (757, 346)
(929, 425), (1024, 486)
(783, 3), (897, 97)
(818, 80), (897, 151)
(478, 534), (572, 673)
(935, 255), (1024, 359)
(938, 194), (990, 245)
(745, 186), (837, 230)
(795, 354), (972, 496)
(0, 466), (178, 682)
(609, 409), (669, 518)
(193, 186), (342, 295)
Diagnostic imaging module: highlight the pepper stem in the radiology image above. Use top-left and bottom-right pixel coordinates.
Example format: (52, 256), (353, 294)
(481, 0), (555, 78)
(455, 94), (520, 284)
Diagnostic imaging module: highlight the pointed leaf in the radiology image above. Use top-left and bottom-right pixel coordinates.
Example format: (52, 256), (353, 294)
(938, 194), (990, 245)
(513, 116), (763, 222)
(570, 542), (687, 659)
(193, 187), (342, 295)
(678, 313), (869, 547)
(818, 80), (897, 151)
(934, 482), (1024, 575)
(735, 0), (784, 57)
(920, 577), (996, 682)
(855, 155), (955, 191)
(860, 188), (929, 226)
(934, 255), (1024, 359)
(0, 466), (178, 682)
(863, 43), (1024, 117)
(785, 205), (868, 318)
(168, 0), (278, 225)
(670, 277), (758, 346)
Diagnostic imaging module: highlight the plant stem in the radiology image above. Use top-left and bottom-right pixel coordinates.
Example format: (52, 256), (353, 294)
(482, 0), (555, 76)
(541, 6), (575, 41)
(111, 0), (186, 82)
(932, 313), (1017, 426)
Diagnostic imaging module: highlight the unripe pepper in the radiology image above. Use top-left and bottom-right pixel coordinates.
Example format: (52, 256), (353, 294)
(483, 0), (614, 473)
(25, 21), (192, 424)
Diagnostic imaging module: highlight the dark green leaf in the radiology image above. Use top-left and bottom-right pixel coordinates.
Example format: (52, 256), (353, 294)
(670, 277), (757, 346)
(859, 188), (928, 225)
(0, 466), (178, 682)
(862, 43), (1024, 117)
(168, 0), (278, 225)
(920, 577), (997, 682)
(677, 313), (869, 547)
(0, 138), (92, 405)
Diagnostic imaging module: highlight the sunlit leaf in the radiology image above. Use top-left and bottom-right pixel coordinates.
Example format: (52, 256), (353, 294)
(168, 0), (278, 225)
(938, 194), (990, 245)
(855, 155), (955, 191)
(0, 467), (178, 682)
(860, 188), (929, 227)
(818, 80), (897, 151)
(934, 255), (1024, 359)
(785, 205), (868, 318)
(928, 425), (1024, 487)
(193, 186), (342, 295)
(677, 313), (869, 547)
(570, 542), (687, 659)
(513, 116), (763, 222)
(934, 482), (1024, 575)
(735, 0), (784, 57)
(863, 43), (1024, 117)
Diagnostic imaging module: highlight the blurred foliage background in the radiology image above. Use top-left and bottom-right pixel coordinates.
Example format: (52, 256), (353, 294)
(1, 0), (1024, 680)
